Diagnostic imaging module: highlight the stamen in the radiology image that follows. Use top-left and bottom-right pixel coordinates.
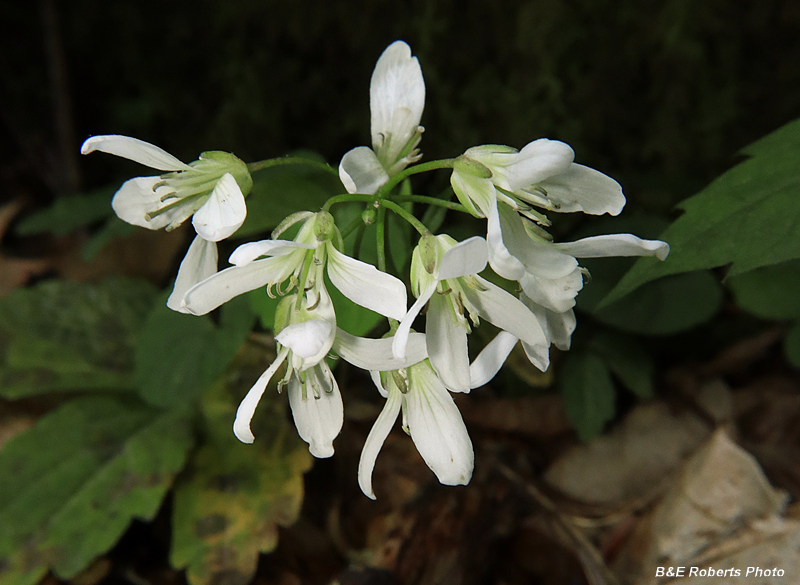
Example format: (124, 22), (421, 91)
(306, 292), (321, 311)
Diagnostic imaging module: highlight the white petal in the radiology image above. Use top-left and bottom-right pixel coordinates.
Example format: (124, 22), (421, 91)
(233, 347), (289, 443)
(392, 282), (436, 359)
(437, 236), (488, 280)
(181, 256), (295, 315)
(229, 240), (314, 266)
(370, 370), (388, 398)
(276, 320), (332, 359)
(333, 328), (427, 370)
(519, 269), (584, 314)
(404, 363), (474, 486)
(81, 135), (191, 171)
(496, 203), (577, 278)
(486, 200), (526, 281)
(288, 364), (343, 458)
(469, 331), (518, 388)
(167, 236), (218, 313)
(338, 147), (389, 195)
(296, 283), (337, 368)
(370, 41), (425, 165)
(553, 233), (669, 260)
(358, 384), (402, 499)
(521, 341), (551, 372)
(191, 173), (247, 241)
(463, 277), (548, 348)
(327, 244), (407, 320)
(112, 176), (192, 230)
(426, 293), (471, 392)
(506, 139), (575, 190)
(536, 163), (626, 215)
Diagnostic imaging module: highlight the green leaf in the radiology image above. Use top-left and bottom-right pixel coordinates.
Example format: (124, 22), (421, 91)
(81, 216), (138, 261)
(170, 343), (311, 585)
(247, 288), (279, 330)
(134, 294), (254, 409)
(237, 158), (343, 238)
(588, 330), (654, 399)
(727, 259), (800, 320)
(575, 219), (723, 335)
(603, 117), (800, 305)
(784, 322), (800, 368)
(0, 278), (157, 399)
(16, 187), (116, 236)
(590, 271), (723, 336)
(559, 352), (616, 441)
(0, 396), (194, 584)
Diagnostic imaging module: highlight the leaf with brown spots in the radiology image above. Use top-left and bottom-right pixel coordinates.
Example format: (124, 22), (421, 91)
(170, 343), (312, 585)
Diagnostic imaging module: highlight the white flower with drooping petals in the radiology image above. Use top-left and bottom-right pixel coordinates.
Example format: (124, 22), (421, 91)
(357, 359), (474, 500)
(233, 279), (342, 457)
(81, 135), (252, 311)
(392, 234), (548, 392)
(339, 41), (426, 194)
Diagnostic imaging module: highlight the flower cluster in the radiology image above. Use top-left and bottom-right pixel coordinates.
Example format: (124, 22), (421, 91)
(82, 40), (668, 499)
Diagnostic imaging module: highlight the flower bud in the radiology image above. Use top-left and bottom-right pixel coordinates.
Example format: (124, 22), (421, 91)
(417, 234), (439, 274)
(313, 211), (336, 242)
(453, 155), (493, 179)
(361, 208), (377, 225)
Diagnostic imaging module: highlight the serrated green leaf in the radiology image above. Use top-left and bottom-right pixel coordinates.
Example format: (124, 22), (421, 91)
(236, 159), (343, 238)
(727, 259), (800, 320)
(576, 224), (723, 335)
(0, 278), (157, 399)
(603, 117), (800, 306)
(559, 352), (616, 441)
(589, 330), (654, 399)
(784, 322), (800, 368)
(15, 187), (116, 236)
(170, 343), (311, 585)
(135, 294), (254, 409)
(0, 396), (194, 584)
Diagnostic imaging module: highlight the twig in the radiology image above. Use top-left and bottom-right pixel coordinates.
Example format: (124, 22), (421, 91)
(497, 463), (622, 585)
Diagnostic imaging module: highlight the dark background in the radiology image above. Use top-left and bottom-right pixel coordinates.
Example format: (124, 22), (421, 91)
(4, 0), (800, 215)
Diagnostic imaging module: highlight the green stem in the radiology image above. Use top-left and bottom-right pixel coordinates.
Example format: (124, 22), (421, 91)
(377, 158), (455, 196)
(380, 200), (430, 236)
(322, 193), (376, 211)
(247, 156), (339, 177)
(353, 223), (366, 260)
(376, 207), (387, 272)
(295, 250), (315, 310)
(391, 195), (467, 213)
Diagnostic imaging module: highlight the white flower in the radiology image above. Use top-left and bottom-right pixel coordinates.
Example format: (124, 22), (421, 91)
(233, 283), (341, 457)
(448, 140), (669, 379)
(393, 234), (548, 392)
(358, 359), (474, 500)
(180, 211), (408, 321)
(81, 135), (252, 311)
(339, 41), (425, 194)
